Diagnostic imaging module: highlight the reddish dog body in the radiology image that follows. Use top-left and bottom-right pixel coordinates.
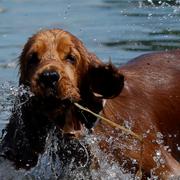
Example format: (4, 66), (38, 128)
(0, 29), (179, 179)
(96, 51), (180, 179)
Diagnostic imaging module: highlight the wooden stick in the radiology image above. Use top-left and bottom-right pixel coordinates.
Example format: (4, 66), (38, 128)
(74, 102), (143, 141)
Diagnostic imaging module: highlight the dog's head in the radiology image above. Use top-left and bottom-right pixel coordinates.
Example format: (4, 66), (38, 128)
(19, 29), (124, 136)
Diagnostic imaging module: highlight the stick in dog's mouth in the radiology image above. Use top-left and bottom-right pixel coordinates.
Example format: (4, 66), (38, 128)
(59, 102), (143, 140)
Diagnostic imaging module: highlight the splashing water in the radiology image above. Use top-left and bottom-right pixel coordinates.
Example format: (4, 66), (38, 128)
(155, 132), (164, 145)
(0, 82), (18, 128)
(0, 127), (133, 179)
(84, 134), (134, 180)
(24, 128), (91, 180)
(0, 82), (134, 179)
(153, 150), (166, 167)
(141, 0), (180, 6)
(0, 83), (177, 179)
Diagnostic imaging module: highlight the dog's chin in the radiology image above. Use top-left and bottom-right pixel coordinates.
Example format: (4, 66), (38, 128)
(57, 118), (87, 139)
(53, 103), (87, 139)
(38, 96), (85, 138)
(31, 88), (85, 138)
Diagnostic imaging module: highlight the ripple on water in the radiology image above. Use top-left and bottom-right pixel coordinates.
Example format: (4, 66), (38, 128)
(0, 7), (7, 14)
(0, 62), (17, 69)
(102, 38), (180, 51)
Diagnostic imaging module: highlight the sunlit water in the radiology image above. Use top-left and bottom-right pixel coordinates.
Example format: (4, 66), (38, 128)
(0, 0), (180, 179)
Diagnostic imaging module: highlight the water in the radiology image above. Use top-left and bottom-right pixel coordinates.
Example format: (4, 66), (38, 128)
(0, 0), (180, 179)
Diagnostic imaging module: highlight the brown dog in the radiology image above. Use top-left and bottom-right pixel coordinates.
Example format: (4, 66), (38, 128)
(0, 29), (179, 179)
(95, 51), (180, 179)
(0, 29), (123, 172)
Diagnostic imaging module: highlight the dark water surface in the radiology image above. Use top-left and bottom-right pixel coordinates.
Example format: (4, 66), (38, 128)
(0, 0), (180, 179)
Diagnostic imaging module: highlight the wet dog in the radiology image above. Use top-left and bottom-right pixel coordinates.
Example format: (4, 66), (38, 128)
(95, 50), (180, 179)
(0, 29), (180, 179)
(0, 29), (123, 171)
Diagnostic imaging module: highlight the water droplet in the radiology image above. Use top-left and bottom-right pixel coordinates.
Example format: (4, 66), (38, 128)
(168, 148), (172, 152)
(26, 163), (30, 167)
(153, 149), (166, 167)
(148, 13), (153, 19)
(164, 145), (169, 151)
(123, 120), (132, 130)
(156, 132), (164, 145)
(156, 150), (161, 156)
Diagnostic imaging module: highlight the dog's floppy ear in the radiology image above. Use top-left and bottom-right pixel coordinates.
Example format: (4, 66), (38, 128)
(18, 36), (34, 86)
(88, 58), (124, 99)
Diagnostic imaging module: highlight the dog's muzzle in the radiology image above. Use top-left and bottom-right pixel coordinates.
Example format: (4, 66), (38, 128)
(39, 70), (60, 88)
(36, 70), (60, 97)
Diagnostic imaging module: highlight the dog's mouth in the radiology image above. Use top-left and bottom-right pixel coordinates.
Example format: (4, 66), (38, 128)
(28, 86), (85, 137)
(36, 97), (86, 138)
(42, 98), (99, 138)
(53, 103), (88, 139)
(43, 87), (58, 97)
(26, 85), (90, 138)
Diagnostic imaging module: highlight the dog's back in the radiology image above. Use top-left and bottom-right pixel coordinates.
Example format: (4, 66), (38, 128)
(95, 50), (180, 179)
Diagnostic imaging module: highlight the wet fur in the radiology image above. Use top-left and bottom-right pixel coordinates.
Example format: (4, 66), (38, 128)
(0, 29), (123, 170)
(95, 50), (180, 179)
(0, 29), (180, 179)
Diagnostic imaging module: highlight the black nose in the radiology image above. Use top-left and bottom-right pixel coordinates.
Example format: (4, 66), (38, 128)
(39, 71), (60, 87)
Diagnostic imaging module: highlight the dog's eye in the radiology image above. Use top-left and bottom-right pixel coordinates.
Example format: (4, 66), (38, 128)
(28, 52), (39, 66)
(66, 54), (76, 64)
